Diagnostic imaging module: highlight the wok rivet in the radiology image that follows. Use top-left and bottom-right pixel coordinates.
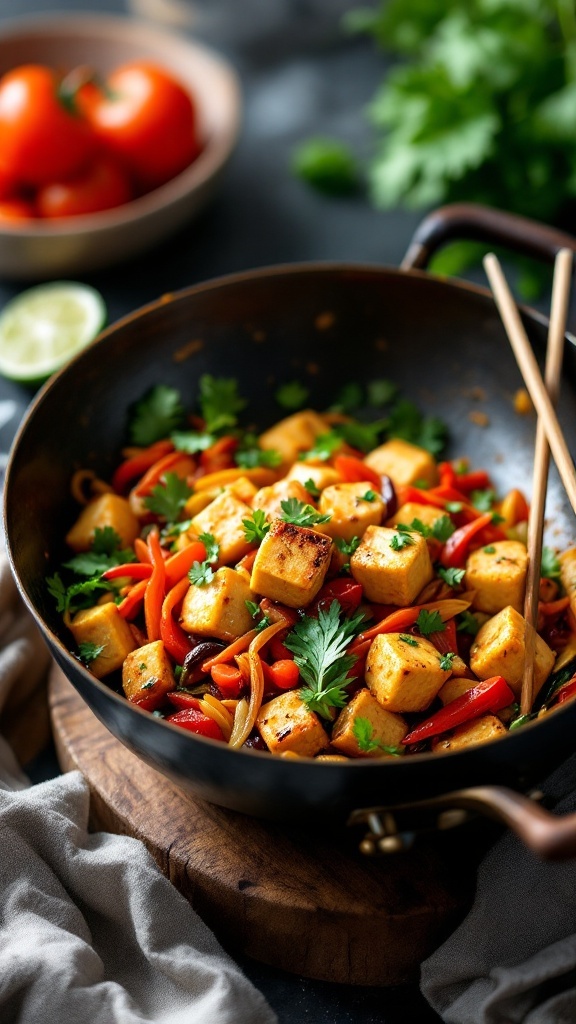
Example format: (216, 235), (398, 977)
(377, 835), (405, 854)
(359, 838), (377, 856)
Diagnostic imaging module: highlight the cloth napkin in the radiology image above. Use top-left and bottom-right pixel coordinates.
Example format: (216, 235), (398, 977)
(0, 551), (277, 1024)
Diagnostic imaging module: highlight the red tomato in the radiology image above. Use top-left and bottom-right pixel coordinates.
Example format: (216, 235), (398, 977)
(0, 65), (95, 186)
(37, 156), (132, 218)
(77, 63), (201, 192)
(166, 708), (225, 741)
(0, 198), (36, 222)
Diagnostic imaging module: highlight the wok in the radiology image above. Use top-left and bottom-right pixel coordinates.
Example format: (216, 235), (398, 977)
(4, 203), (576, 858)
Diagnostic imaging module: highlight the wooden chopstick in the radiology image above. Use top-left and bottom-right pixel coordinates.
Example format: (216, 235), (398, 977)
(483, 250), (574, 714)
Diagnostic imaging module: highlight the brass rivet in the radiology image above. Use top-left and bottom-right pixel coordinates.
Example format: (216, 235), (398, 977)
(378, 835), (404, 854)
(360, 838), (377, 856)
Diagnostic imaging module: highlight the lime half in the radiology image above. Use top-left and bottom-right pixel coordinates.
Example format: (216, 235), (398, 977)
(0, 281), (107, 384)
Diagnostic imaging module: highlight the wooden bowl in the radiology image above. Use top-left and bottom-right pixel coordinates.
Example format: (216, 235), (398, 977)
(0, 13), (241, 279)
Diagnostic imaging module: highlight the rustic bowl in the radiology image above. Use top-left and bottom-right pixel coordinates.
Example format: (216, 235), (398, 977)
(0, 12), (241, 280)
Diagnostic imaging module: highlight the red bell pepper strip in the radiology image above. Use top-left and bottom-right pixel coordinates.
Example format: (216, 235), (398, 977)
(102, 562), (153, 581)
(161, 576), (193, 662)
(134, 451), (195, 497)
(112, 439), (174, 493)
(428, 616), (458, 656)
(166, 707), (225, 741)
(310, 578), (363, 617)
(166, 692), (201, 711)
(439, 511), (495, 568)
(210, 662), (245, 698)
(350, 605), (422, 652)
(402, 675), (515, 745)
(438, 461), (458, 489)
(268, 631), (294, 662)
(117, 578), (148, 619)
(144, 529), (166, 642)
(454, 469), (492, 493)
(333, 454), (382, 492)
(396, 485), (450, 509)
(555, 675), (576, 705)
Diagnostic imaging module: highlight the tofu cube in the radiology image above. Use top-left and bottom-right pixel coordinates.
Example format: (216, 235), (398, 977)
(560, 546), (576, 620)
(180, 567), (255, 641)
(68, 601), (137, 678)
(122, 640), (176, 709)
(251, 479), (310, 522)
(386, 501), (446, 531)
(319, 482), (384, 543)
(364, 439), (438, 488)
(66, 493), (140, 552)
(469, 605), (555, 699)
(258, 409), (329, 467)
(350, 525), (433, 605)
(225, 476), (259, 504)
(191, 491), (253, 566)
(431, 714), (507, 754)
(465, 540), (528, 614)
(437, 677), (477, 705)
(286, 461), (341, 492)
(365, 633), (452, 713)
(256, 689), (329, 756)
(331, 689), (408, 758)
(250, 519), (332, 607)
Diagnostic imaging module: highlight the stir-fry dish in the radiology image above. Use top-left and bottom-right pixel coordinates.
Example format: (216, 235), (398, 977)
(48, 377), (576, 760)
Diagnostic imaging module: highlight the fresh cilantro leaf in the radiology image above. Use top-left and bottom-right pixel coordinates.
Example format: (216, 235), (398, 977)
(188, 562), (214, 587)
(78, 642), (105, 665)
(396, 517), (431, 538)
(63, 527), (136, 578)
(245, 599), (271, 631)
(413, 478), (430, 490)
(457, 610), (480, 636)
(390, 530), (414, 551)
(367, 378), (398, 407)
(91, 527), (123, 557)
(235, 447), (282, 469)
(171, 430), (215, 454)
(128, 385), (185, 446)
(199, 375), (246, 434)
(360, 489), (377, 502)
(47, 573), (114, 614)
(399, 634), (418, 646)
(437, 566), (466, 587)
(144, 473), (193, 521)
(46, 573), (67, 613)
(245, 600), (261, 618)
(439, 652), (456, 671)
(352, 716), (404, 756)
(304, 478), (321, 499)
(298, 432), (343, 462)
(541, 546), (561, 581)
(242, 509), (271, 544)
(471, 488), (496, 512)
(385, 398), (447, 456)
(334, 419), (387, 454)
(416, 609), (445, 637)
(334, 535), (361, 558)
(483, 545), (496, 554)
(198, 532), (219, 564)
(161, 519), (193, 543)
(509, 713), (534, 732)
(432, 515), (455, 542)
(329, 382), (364, 413)
(285, 600), (364, 720)
(280, 498), (332, 527)
(292, 137), (359, 195)
(445, 501), (463, 513)
(275, 380), (309, 410)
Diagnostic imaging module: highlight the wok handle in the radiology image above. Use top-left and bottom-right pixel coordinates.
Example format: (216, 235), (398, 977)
(401, 202), (576, 271)
(427, 785), (576, 860)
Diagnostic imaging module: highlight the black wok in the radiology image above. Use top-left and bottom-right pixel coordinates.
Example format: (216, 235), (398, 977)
(4, 203), (576, 858)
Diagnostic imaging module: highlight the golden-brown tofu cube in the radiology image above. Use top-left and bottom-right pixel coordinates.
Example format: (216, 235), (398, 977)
(180, 567), (255, 641)
(364, 439), (438, 488)
(331, 689), (408, 758)
(259, 409), (329, 467)
(465, 540), (528, 614)
(469, 604), (555, 699)
(251, 479), (310, 522)
(386, 501), (445, 531)
(437, 677), (477, 705)
(68, 601), (137, 678)
(350, 525), (433, 605)
(122, 640), (175, 708)
(256, 689), (329, 756)
(431, 714), (507, 753)
(250, 519), (332, 607)
(319, 482), (384, 543)
(226, 476), (259, 504)
(190, 491), (253, 566)
(365, 633), (451, 713)
(560, 546), (576, 621)
(286, 461), (341, 492)
(65, 493), (140, 553)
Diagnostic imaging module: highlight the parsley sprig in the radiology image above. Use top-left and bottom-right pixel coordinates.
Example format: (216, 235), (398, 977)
(199, 375), (246, 434)
(243, 509), (271, 544)
(144, 473), (193, 522)
(128, 385), (185, 446)
(284, 600), (364, 720)
(353, 717), (404, 756)
(188, 532), (220, 587)
(63, 527), (136, 577)
(280, 498), (332, 527)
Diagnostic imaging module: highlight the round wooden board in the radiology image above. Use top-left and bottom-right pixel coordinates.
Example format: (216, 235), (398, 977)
(49, 663), (486, 987)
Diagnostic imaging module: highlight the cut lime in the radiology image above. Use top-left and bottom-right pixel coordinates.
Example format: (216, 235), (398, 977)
(0, 281), (107, 384)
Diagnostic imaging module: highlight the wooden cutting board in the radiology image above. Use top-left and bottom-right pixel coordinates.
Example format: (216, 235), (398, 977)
(48, 663), (490, 987)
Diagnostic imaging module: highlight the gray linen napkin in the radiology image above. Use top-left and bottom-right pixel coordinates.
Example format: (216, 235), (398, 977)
(0, 551), (277, 1024)
(421, 754), (576, 1023)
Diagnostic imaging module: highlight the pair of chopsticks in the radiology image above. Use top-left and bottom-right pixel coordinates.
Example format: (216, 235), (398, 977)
(483, 249), (575, 715)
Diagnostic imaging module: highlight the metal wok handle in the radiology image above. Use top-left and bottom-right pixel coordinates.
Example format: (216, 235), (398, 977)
(401, 202), (576, 271)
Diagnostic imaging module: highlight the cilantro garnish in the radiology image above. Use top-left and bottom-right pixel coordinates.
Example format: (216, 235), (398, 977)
(445, 501), (463, 513)
(304, 478), (321, 499)
(144, 473), (193, 521)
(242, 509), (271, 544)
(292, 137), (359, 195)
(439, 652), (457, 671)
(541, 546), (561, 581)
(171, 430), (215, 454)
(334, 419), (387, 453)
(128, 385), (184, 446)
(457, 610), (480, 637)
(78, 642), (105, 665)
(415, 609), (445, 637)
(352, 717), (404, 756)
(483, 545), (496, 554)
(367, 379), (398, 407)
(360, 489), (378, 503)
(63, 527), (136, 577)
(275, 380), (309, 410)
(329, 381), (364, 413)
(198, 533), (220, 564)
(235, 447), (282, 469)
(385, 398), (447, 456)
(188, 562), (214, 587)
(334, 536), (361, 558)
(399, 634), (418, 646)
(245, 600), (271, 632)
(471, 488), (497, 512)
(390, 530), (414, 551)
(437, 566), (466, 588)
(198, 375), (247, 434)
(280, 498), (332, 527)
(298, 432), (343, 462)
(284, 600), (364, 720)
(46, 573), (114, 615)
